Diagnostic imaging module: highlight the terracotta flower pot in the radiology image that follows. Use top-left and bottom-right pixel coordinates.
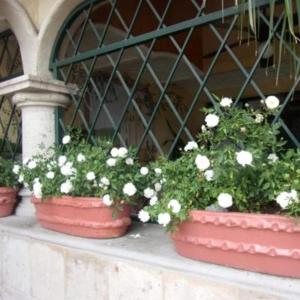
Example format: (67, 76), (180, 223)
(32, 196), (131, 238)
(0, 187), (17, 217)
(171, 210), (300, 278)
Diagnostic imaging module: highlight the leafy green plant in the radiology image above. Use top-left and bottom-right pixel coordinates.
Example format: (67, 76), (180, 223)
(20, 134), (147, 208)
(0, 157), (19, 187)
(139, 95), (300, 230)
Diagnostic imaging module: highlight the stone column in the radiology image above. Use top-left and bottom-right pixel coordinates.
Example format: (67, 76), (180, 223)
(0, 75), (73, 216)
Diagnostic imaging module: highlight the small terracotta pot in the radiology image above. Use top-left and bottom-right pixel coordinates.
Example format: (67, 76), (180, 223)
(171, 210), (300, 278)
(0, 187), (17, 217)
(32, 196), (131, 238)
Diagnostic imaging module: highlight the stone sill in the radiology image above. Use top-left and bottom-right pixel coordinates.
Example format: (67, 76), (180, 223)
(0, 216), (299, 299)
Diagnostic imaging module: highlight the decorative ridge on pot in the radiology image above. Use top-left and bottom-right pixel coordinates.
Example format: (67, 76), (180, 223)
(189, 210), (300, 233)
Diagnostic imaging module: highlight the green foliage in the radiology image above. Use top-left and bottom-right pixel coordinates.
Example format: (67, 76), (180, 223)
(0, 157), (19, 187)
(20, 134), (146, 207)
(141, 96), (300, 230)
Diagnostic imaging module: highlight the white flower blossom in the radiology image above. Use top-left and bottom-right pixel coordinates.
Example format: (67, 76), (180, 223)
(220, 97), (233, 108)
(138, 210), (150, 223)
(62, 135), (71, 145)
(103, 194), (113, 206)
(110, 147), (119, 158)
(204, 169), (214, 181)
(268, 153), (278, 163)
(195, 154), (210, 171)
(154, 182), (162, 192)
(205, 114), (219, 128)
(158, 212), (171, 227)
(46, 171), (55, 179)
(265, 96), (280, 110)
(154, 168), (162, 175)
(184, 141), (198, 152)
(106, 158), (117, 167)
(86, 171), (96, 181)
(290, 189), (298, 201)
(33, 180), (42, 199)
(236, 151), (253, 167)
(58, 155), (67, 166)
(276, 192), (291, 209)
(60, 180), (73, 194)
(60, 164), (75, 176)
(149, 196), (158, 206)
(12, 165), (20, 174)
(217, 193), (233, 208)
(140, 167), (149, 175)
(18, 174), (24, 183)
(100, 177), (110, 186)
(255, 113), (264, 124)
(201, 125), (207, 132)
(123, 182), (137, 196)
(144, 187), (156, 199)
(77, 153), (86, 162)
(28, 160), (37, 169)
(118, 147), (128, 158)
(167, 199), (181, 213)
(125, 158), (134, 165)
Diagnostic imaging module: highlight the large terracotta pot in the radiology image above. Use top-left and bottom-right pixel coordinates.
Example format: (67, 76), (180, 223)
(171, 210), (300, 278)
(0, 187), (17, 217)
(32, 196), (131, 238)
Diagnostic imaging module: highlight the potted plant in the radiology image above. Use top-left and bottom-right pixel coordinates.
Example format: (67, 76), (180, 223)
(0, 157), (20, 217)
(139, 96), (300, 278)
(20, 134), (144, 238)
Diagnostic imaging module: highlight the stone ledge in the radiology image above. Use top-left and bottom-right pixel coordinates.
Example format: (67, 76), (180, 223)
(0, 216), (299, 300)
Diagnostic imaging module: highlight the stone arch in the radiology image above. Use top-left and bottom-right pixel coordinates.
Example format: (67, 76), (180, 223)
(0, 0), (37, 74)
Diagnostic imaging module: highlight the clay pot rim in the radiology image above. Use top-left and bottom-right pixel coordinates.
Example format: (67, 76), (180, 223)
(32, 196), (127, 208)
(0, 186), (18, 193)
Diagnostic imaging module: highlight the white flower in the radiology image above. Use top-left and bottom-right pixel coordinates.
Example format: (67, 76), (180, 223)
(276, 192), (291, 209)
(201, 125), (207, 132)
(58, 155), (67, 166)
(217, 193), (233, 208)
(265, 96), (280, 110)
(220, 97), (233, 108)
(60, 180), (73, 194)
(240, 127), (246, 133)
(103, 194), (113, 206)
(100, 177), (110, 186)
(184, 141), (198, 152)
(28, 160), (37, 169)
(154, 168), (162, 175)
(290, 189), (298, 201)
(255, 113), (264, 123)
(86, 171), (96, 181)
(205, 114), (219, 128)
(123, 182), (137, 196)
(236, 151), (253, 167)
(46, 171), (55, 179)
(204, 169), (214, 181)
(12, 165), (20, 174)
(158, 212), (171, 227)
(268, 153), (278, 163)
(144, 187), (156, 199)
(106, 158), (116, 167)
(18, 174), (24, 183)
(110, 147), (119, 158)
(62, 135), (71, 145)
(23, 157), (30, 165)
(140, 167), (149, 175)
(195, 154), (210, 171)
(160, 178), (167, 184)
(60, 164), (75, 176)
(149, 196), (158, 206)
(125, 158), (134, 165)
(118, 147), (128, 158)
(167, 199), (181, 213)
(154, 182), (162, 192)
(77, 153), (86, 162)
(138, 210), (150, 223)
(33, 180), (42, 199)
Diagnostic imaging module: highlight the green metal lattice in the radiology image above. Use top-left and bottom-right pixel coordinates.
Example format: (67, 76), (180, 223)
(0, 29), (23, 159)
(50, 0), (300, 159)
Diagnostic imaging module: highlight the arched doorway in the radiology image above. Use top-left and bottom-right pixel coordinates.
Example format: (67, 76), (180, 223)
(51, 0), (300, 160)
